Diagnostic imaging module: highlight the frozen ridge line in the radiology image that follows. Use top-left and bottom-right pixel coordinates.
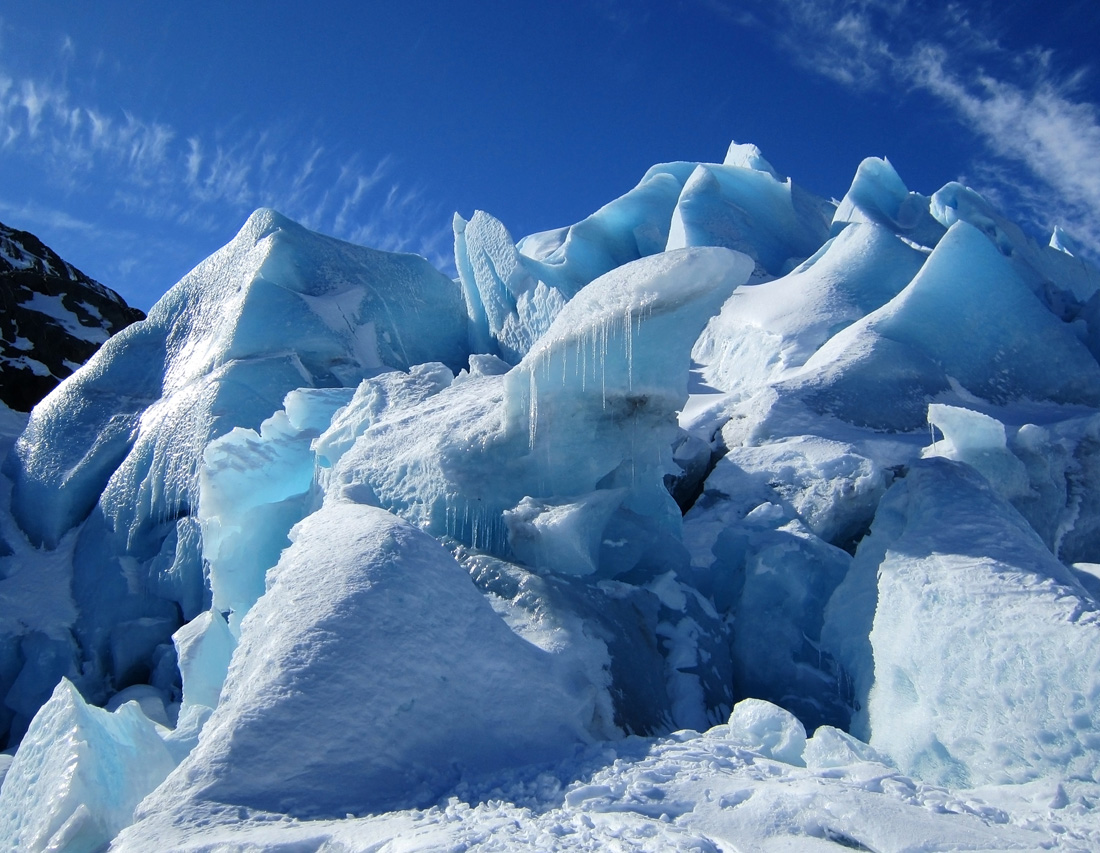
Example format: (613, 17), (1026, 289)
(0, 143), (1100, 850)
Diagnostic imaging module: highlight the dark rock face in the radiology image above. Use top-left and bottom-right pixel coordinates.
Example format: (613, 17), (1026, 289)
(0, 222), (144, 411)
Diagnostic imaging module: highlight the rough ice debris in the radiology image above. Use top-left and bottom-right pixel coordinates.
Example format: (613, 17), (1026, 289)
(9, 208), (468, 550)
(727, 698), (807, 766)
(0, 210), (470, 745)
(329, 247), (752, 569)
(0, 680), (175, 853)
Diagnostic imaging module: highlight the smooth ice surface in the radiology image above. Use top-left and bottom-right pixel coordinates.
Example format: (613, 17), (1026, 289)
(694, 221), (927, 399)
(665, 160), (833, 278)
(832, 156), (946, 248)
(199, 387), (353, 631)
(785, 221), (1100, 430)
(172, 609), (234, 712)
(135, 503), (605, 821)
(456, 163), (690, 363)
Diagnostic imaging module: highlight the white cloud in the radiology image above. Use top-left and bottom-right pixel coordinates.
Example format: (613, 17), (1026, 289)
(913, 47), (1100, 245)
(0, 39), (451, 281)
(703, 0), (1100, 255)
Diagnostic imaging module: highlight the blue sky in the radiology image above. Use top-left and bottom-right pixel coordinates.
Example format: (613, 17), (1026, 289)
(1, 1), (1097, 310)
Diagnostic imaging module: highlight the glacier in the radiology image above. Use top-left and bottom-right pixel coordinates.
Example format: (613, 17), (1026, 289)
(2, 143), (1100, 851)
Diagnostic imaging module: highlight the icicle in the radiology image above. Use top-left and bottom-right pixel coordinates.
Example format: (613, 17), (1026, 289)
(528, 369), (538, 449)
(624, 305), (633, 391)
(600, 316), (608, 409)
(580, 332), (586, 393)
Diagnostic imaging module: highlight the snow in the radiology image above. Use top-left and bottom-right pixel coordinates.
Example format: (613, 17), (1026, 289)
(769, 220), (1100, 432)
(3, 143), (1100, 851)
(112, 700), (1088, 852)
(3, 355), (51, 377)
(131, 503), (606, 824)
(17, 291), (110, 344)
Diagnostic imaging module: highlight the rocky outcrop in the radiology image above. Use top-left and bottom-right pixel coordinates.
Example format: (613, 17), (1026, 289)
(1, 222), (144, 411)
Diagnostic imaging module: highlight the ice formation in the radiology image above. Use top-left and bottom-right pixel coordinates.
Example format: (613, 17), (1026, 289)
(0, 209), (469, 737)
(3, 144), (1100, 851)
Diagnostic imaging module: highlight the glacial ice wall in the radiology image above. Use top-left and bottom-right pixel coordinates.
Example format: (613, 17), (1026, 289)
(3, 143), (1100, 851)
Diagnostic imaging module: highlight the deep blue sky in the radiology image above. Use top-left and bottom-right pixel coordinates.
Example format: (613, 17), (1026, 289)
(1, 1), (1098, 310)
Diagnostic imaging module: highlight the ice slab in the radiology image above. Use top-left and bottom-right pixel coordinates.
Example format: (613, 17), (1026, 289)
(823, 458), (1100, 787)
(666, 160), (833, 278)
(0, 679), (175, 853)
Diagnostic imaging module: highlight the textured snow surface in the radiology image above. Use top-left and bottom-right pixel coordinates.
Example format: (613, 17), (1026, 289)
(3, 144), (1100, 851)
(135, 504), (602, 822)
(114, 702), (1098, 852)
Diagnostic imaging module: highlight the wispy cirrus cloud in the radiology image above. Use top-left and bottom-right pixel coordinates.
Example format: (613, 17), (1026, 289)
(703, 0), (1100, 255)
(0, 29), (454, 305)
(0, 71), (442, 247)
(911, 46), (1100, 250)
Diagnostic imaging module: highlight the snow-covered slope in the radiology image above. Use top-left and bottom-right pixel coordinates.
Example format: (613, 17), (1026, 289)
(0, 221), (144, 412)
(3, 145), (1100, 851)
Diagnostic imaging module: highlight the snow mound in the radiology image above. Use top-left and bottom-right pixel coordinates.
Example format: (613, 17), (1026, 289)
(135, 503), (602, 820)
